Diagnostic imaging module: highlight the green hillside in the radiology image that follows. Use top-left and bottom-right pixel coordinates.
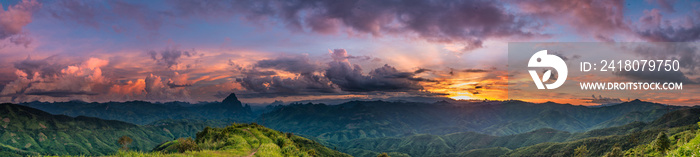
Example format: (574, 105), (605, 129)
(0, 103), (350, 157)
(505, 108), (700, 157)
(123, 123), (351, 157)
(2, 98), (696, 157)
(330, 108), (700, 157)
(0, 103), (236, 156)
(259, 100), (675, 143)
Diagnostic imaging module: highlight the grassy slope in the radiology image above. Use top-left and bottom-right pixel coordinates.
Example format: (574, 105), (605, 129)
(116, 123), (351, 157)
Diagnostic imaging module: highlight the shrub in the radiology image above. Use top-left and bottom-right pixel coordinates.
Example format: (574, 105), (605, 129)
(117, 136), (133, 150)
(653, 132), (671, 154)
(176, 137), (200, 153)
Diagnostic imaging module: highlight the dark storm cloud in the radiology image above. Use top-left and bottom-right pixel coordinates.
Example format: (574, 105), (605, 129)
(168, 0), (542, 51)
(237, 74), (337, 97)
(232, 56), (336, 96)
(463, 68), (491, 73)
(242, 69), (277, 77)
(167, 83), (191, 88)
(328, 49), (374, 61)
(232, 49), (431, 96)
(23, 90), (99, 97)
(255, 56), (321, 74)
(165, 0), (697, 45)
(414, 68), (431, 74)
(325, 61), (424, 92)
(374, 65), (436, 82)
(32, 0), (700, 51)
(13, 55), (65, 79)
(325, 49), (429, 92)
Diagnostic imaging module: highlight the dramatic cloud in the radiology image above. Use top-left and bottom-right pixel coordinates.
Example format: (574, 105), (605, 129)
(230, 49), (432, 97)
(237, 74), (337, 97)
(36, 0), (700, 46)
(255, 55), (321, 74)
(13, 55), (65, 79)
(234, 54), (336, 97)
(162, 0), (543, 51)
(325, 49), (426, 92)
(2, 0), (698, 104)
(0, 0), (40, 47)
(462, 68), (492, 73)
(0, 56), (193, 102)
(414, 68), (431, 74)
(1, 57), (110, 102)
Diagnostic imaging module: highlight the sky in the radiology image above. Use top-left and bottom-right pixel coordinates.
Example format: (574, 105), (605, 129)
(0, 0), (699, 105)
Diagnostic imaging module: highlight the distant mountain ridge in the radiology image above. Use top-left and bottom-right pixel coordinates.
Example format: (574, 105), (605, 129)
(335, 107), (700, 157)
(21, 93), (254, 125)
(1, 95), (697, 157)
(18, 96), (680, 140)
(3, 101), (695, 157)
(7, 94), (691, 156)
(258, 99), (679, 142)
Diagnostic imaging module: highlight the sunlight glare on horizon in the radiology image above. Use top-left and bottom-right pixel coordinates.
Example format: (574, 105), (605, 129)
(450, 95), (473, 100)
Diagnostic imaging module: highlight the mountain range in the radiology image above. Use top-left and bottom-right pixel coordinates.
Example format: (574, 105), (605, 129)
(1, 93), (697, 156)
(21, 93), (255, 125)
(258, 99), (678, 142)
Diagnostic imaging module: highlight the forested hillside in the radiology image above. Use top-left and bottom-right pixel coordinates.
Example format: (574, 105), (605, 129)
(3, 97), (696, 157)
(0, 103), (228, 156)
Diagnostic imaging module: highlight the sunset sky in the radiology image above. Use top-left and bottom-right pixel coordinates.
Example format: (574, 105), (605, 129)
(0, 0), (698, 105)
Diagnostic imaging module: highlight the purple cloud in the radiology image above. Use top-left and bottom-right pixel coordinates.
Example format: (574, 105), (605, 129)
(0, 0), (40, 47)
